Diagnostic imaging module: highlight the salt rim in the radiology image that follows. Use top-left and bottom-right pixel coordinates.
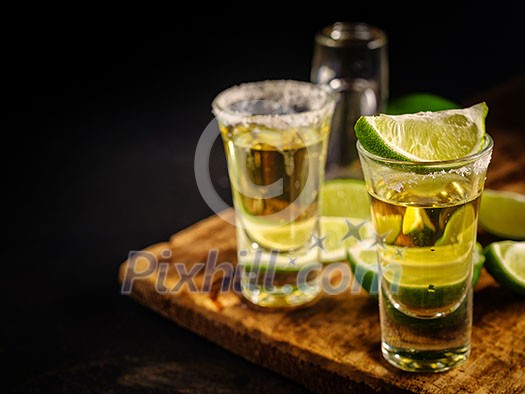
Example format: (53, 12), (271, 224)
(212, 80), (335, 128)
(361, 135), (493, 196)
(357, 134), (494, 171)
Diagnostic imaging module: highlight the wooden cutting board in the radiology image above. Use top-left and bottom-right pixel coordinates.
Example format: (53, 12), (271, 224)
(119, 78), (525, 394)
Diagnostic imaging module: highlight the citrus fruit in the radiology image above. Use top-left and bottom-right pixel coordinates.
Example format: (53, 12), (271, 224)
(320, 179), (370, 219)
(347, 242), (486, 296)
(387, 93), (459, 115)
(374, 214), (402, 244)
(484, 241), (525, 296)
(354, 102), (487, 161)
(402, 207), (436, 235)
(436, 204), (476, 246)
(320, 217), (373, 263)
(319, 179), (373, 262)
(479, 189), (525, 240)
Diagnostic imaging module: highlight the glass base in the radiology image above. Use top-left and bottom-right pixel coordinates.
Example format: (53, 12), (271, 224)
(240, 272), (321, 308)
(381, 342), (470, 373)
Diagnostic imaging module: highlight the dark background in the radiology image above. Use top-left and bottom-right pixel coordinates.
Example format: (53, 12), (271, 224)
(5, 9), (524, 393)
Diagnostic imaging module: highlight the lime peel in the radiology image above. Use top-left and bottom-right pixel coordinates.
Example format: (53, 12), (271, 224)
(484, 241), (525, 296)
(355, 102), (488, 161)
(347, 242), (486, 297)
(479, 189), (525, 240)
(321, 179), (370, 219)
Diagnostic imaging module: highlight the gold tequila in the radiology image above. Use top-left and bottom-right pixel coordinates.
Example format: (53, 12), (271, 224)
(220, 122), (329, 307)
(213, 81), (334, 308)
(371, 178), (481, 371)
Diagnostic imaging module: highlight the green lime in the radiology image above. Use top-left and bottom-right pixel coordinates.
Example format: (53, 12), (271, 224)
(387, 93), (459, 115)
(354, 102), (488, 161)
(241, 178), (374, 270)
(318, 179), (374, 262)
(479, 189), (525, 240)
(484, 241), (525, 296)
(244, 217), (315, 251)
(242, 216), (374, 272)
(346, 245), (380, 295)
(472, 242), (485, 286)
(347, 242), (486, 297)
(435, 204), (476, 246)
(320, 179), (370, 219)
(320, 217), (373, 263)
(375, 214), (402, 244)
(402, 207), (436, 235)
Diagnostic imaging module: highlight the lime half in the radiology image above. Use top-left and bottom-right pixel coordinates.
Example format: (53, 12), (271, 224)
(484, 241), (525, 296)
(387, 93), (459, 115)
(321, 179), (370, 219)
(319, 179), (373, 262)
(479, 189), (525, 240)
(354, 102), (487, 161)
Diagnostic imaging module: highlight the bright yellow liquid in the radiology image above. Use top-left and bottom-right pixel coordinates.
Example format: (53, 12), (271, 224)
(220, 122), (328, 253)
(372, 193), (479, 315)
(371, 180), (481, 371)
(219, 121), (329, 307)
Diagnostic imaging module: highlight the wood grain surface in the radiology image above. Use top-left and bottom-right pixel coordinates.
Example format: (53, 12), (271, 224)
(119, 77), (525, 394)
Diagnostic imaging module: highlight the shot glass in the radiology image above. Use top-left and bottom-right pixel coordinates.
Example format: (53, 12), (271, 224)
(312, 22), (388, 179)
(357, 136), (493, 372)
(212, 80), (335, 308)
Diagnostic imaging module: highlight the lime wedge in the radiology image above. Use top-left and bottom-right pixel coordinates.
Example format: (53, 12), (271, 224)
(402, 207), (436, 235)
(347, 242), (486, 296)
(479, 189), (525, 240)
(354, 102), (488, 161)
(436, 204), (476, 246)
(375, 213), (402, 244)
(484, 241), (525, 296)
(320, 179), (370, 219)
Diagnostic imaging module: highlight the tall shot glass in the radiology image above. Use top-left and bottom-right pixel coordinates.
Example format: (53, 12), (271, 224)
(312, 22), (388, 179)
(212, 80), (335, 308)
(357, 136), (493, 372)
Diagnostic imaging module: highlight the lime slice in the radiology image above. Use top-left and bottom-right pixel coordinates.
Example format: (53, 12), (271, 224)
(320, 179), (370, 219)
(243, 216), (315, 251)
(375, 214), (402, 244)
(354, 102), (488, 161)
(242, 216), (374, 271)
(479, 189), (525, 240)
(346, 245), (380, 295)
(241, 178), (374, 269)
(387, 93), (459, 115)
(347, 242), (486, 297)
(472, 242), (485, 286)
(319, 179), (373, 262)
(435, 204), (476, 246)
(484, 241), (525, 296)
(402, 207), (436, 235)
